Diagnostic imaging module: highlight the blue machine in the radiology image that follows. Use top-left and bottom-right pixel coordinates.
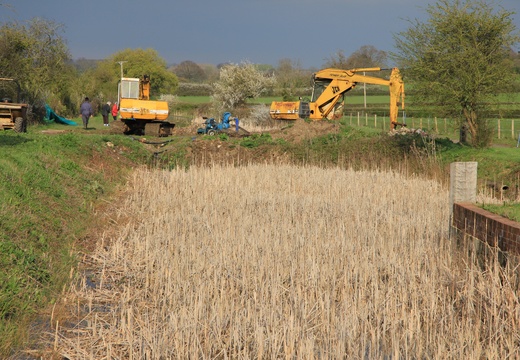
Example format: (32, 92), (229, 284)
(197, 112), (236, 135)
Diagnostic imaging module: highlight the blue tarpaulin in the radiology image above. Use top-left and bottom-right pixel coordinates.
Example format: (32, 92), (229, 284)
(44, 104), (77, 126)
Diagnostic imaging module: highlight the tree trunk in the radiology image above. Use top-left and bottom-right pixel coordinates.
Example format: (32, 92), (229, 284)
(463, 108), (478, 146)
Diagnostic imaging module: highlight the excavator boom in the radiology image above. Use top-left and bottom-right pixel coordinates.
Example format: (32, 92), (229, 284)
(270, 67), (405, 129)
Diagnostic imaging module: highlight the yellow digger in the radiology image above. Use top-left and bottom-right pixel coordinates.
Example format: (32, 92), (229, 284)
(118, 75), (174, 136)
(270, 67), (405, 130)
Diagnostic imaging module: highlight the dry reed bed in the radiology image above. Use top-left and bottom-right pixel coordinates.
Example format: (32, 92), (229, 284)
(54, 164), (519, 359)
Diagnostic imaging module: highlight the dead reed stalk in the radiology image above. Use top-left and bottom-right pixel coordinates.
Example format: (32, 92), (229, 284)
(53, 164), (519, 358)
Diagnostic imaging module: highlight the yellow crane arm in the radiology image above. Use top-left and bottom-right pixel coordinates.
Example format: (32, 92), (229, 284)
(310, 67), (405, 128)
(270, 67), (405, 130)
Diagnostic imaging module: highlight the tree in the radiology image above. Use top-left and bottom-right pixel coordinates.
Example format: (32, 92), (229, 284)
(275, 58), (312, 100)
(509, 49), (520, 74)
(324, 47), (388, 69)
(346, 45), (388, 68)
(199, 64), (220, 83)
(392, 0), (519, 147)
(173, 60), (207, 82)
(323, 50), (350, 69)
(0, 18), (74, 117)
(212, 62), (276, 110)
(83, 48), (178, 105)
(73, 58), (101, 73)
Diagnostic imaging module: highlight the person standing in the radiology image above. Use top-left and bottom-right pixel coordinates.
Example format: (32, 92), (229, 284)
(111, 102), (118, 121)
(80, 97), (93, 129)
(102, 101), (111, 126)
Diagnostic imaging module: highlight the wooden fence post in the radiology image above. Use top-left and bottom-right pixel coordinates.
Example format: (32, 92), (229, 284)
(357, 112), (360, 126)
(498, 119), (501, 139)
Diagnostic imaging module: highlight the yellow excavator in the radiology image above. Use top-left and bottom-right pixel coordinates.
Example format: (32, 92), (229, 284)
(269, 67), (405, 130)
(118, 75), (174, 136)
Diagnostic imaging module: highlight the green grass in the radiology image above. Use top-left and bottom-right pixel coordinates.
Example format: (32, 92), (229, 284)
(0, 126), (149, 354)
(174, 96), (211, 104)
(435, 145), (520, 182)
(481, 203), (520, 222)
(248, 96), (285, 105)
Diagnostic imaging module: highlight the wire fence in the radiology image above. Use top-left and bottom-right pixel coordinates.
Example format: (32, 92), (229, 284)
(342, 111), (520, 140)
(169, 110), (195, 126)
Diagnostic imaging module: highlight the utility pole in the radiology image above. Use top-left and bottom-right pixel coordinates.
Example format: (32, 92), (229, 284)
(116, 61), (127, 105)
(117, 61), (127, 79)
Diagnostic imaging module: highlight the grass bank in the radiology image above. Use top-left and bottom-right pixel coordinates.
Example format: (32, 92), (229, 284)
(0, 128), (149, 354)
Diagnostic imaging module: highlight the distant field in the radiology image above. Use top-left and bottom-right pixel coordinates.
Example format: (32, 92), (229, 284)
(55, 165), (519, 358)
(173, 96), (211, 104)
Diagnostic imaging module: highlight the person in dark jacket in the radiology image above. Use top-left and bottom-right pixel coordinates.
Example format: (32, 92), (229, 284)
(79, 97), (93, 129)
(101, 101), (111, 126)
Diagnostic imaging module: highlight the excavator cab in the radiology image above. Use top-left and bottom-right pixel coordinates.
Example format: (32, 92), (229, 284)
(310, 78), (330, 102)
(310, 78), (347, 120)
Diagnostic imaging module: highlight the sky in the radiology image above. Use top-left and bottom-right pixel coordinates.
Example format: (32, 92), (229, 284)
(1, 0), (520, 69)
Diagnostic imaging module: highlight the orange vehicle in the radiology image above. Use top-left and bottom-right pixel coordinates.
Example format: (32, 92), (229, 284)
(118, 75), (174, 136)
(270, 67), (405, 130)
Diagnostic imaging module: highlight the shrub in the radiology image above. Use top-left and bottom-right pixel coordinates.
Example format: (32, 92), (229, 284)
(174, 83), (213, 96)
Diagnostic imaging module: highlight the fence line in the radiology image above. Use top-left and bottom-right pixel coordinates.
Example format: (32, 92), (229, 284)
(170, 110), (195, 123)
(343, 112), (519, 139)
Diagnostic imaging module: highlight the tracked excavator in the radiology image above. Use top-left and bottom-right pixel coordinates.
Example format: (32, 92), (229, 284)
(269, 67), (405, 130)
(118, 74), (175, 136)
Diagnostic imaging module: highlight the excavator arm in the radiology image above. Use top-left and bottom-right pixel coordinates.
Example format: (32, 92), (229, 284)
(270, 67), (405, 129)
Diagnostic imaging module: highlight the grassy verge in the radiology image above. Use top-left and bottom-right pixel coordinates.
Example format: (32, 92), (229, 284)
(0, 127), (149, 355)
(436, 145), (520, 181)
(481, 203), (520, 222)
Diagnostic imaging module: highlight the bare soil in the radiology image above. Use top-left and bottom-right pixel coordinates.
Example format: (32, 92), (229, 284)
(268, 119), (340, 143)
(173, 119), (340, 165)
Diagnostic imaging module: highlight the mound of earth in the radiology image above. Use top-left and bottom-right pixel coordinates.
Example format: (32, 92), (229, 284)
(174, 123), (201, 136)
(269, 119), (340, 143)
